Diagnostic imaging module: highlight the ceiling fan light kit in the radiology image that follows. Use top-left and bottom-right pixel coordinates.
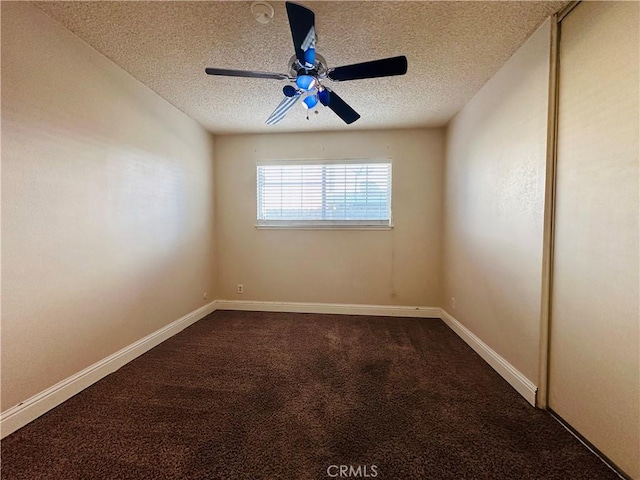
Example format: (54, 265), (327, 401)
(206, 2), (408, 125)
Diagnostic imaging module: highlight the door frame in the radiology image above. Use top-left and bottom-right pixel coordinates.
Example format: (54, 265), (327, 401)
(536, 0), (581, 410)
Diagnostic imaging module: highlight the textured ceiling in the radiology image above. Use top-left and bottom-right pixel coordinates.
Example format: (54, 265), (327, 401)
(34, 1), (566, 134)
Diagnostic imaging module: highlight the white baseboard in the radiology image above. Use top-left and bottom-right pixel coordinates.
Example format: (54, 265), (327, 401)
(1, 301), (536, 439)
(0, 300), (218, 439)
(440, 309), (537, 406)
(215, 300), (441, 318)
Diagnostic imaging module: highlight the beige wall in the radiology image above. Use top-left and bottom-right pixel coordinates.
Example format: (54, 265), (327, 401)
(549, 2), (639, 477)
(443, 20), (550, 383)
(1, 3), (216, 412)
(215, 129), (444, 306)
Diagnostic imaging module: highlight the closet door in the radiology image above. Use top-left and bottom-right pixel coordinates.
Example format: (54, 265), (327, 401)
(549, 2), (639, 478)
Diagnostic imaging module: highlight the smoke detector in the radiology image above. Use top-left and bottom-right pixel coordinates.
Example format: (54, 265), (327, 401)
(251, 2), (274, 24)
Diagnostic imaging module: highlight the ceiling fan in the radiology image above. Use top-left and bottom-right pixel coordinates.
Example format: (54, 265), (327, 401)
(205, 1), (408, 125)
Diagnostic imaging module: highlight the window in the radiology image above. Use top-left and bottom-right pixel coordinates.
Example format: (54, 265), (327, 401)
(257, 160), (392, 228)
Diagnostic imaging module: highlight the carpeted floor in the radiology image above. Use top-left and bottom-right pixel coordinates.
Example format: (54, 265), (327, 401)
(1, 311), (618, 479)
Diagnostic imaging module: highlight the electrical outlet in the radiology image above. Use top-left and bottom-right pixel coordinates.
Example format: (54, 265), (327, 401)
(450, 297), (456, 309)
(203, 292), (208, 300)
(237, 284), (244, 294)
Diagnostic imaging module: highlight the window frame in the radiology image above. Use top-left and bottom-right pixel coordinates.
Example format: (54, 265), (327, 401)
(255, 158), (393, 230)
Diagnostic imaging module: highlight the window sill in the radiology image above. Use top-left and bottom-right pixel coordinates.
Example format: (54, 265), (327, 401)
(255, 224), (394, 231)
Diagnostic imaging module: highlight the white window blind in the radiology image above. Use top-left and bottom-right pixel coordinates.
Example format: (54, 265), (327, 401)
(257, 161), (392, 228)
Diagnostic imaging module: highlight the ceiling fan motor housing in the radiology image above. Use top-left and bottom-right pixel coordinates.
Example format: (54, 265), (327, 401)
(288, 54), (327, 79)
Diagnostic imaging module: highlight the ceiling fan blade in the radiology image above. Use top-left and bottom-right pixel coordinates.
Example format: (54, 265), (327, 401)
(205, 68), (288, 80)
(266, 94), (301, 125)
(326, 89), (360, 125)
(285, 2), (315, 67)
(327, 56), (408, 81)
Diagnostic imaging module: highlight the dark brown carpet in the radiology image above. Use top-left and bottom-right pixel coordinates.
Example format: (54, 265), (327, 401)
(1, 311), (618, 479)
